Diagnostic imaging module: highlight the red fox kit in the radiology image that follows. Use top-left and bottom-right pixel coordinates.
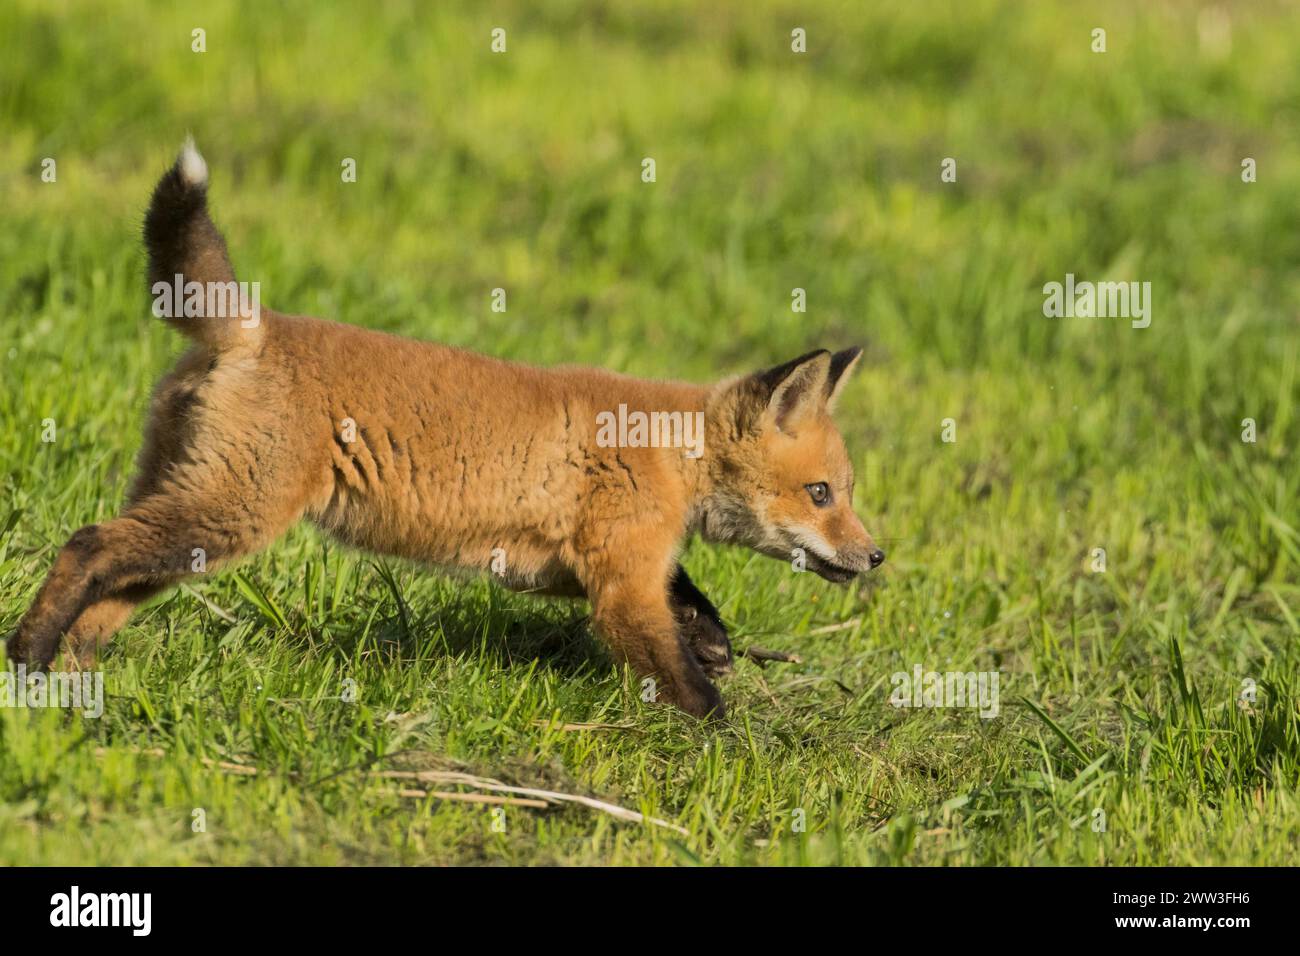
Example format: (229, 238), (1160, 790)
(8, 141), (885, 718)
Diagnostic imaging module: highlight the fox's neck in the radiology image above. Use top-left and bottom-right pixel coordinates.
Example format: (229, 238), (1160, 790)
(661, 382), (734, 544)
(603, 377), (746, 545)
(678, 456), (716, 535)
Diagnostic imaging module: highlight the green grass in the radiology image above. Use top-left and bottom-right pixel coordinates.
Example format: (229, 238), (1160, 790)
(1, 0), (1298, 865)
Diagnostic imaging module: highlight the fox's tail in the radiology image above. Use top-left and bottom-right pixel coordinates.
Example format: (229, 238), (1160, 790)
(143, 138), (262, 351)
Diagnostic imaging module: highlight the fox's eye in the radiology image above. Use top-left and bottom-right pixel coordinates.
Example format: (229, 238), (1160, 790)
(806, 482), (831, 507)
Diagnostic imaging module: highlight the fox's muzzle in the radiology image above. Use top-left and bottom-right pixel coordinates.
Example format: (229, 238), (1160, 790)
(806, 543), (884, 583)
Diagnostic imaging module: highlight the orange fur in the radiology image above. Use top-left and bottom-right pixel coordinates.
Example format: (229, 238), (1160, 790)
(8, 144), (884, 718)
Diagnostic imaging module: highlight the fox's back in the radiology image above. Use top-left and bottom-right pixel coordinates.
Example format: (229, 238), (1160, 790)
(240, 312), (699, 573)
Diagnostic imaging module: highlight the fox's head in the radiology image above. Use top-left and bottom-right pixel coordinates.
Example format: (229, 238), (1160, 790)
(700, 347), (884, 583)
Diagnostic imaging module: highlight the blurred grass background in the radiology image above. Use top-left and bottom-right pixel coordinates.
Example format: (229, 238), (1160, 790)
(0, 0), (1297, 865)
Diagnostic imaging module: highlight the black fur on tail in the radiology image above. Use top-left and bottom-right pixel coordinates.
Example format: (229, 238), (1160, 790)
(143, 141), (259, 350)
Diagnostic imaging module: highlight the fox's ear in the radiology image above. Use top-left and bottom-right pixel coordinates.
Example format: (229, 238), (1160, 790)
(825, 346), (863, 410)
(755, 349), (832, 433)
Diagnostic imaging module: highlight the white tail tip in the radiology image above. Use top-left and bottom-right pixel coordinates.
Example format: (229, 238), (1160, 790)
(178, 136), (208, 187)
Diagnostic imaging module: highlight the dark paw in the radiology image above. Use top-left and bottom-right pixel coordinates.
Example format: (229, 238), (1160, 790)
(5, 628), (35, 667)
(667, 672), (727, 720)
(675, 605), (734, 679)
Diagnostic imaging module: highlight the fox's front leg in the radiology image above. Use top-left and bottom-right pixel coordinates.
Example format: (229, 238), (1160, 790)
(669, 564), (733, 679)
(586, 571), (724, 720)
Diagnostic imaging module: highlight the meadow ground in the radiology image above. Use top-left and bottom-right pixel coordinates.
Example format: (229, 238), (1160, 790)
(1, 0), (1297, 865)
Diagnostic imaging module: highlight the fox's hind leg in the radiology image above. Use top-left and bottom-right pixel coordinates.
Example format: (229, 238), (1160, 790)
(57, 583), (168, 667)
(669, 565), (733, 679)
(42, 408), (194, 666)
(8, 478), (304, 668)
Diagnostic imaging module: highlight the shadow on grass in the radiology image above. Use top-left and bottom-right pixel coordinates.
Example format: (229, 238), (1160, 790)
(281, 584), (604, 681)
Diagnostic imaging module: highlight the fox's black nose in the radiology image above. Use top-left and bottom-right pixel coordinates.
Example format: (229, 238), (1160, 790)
(869, 549), (886, 568)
